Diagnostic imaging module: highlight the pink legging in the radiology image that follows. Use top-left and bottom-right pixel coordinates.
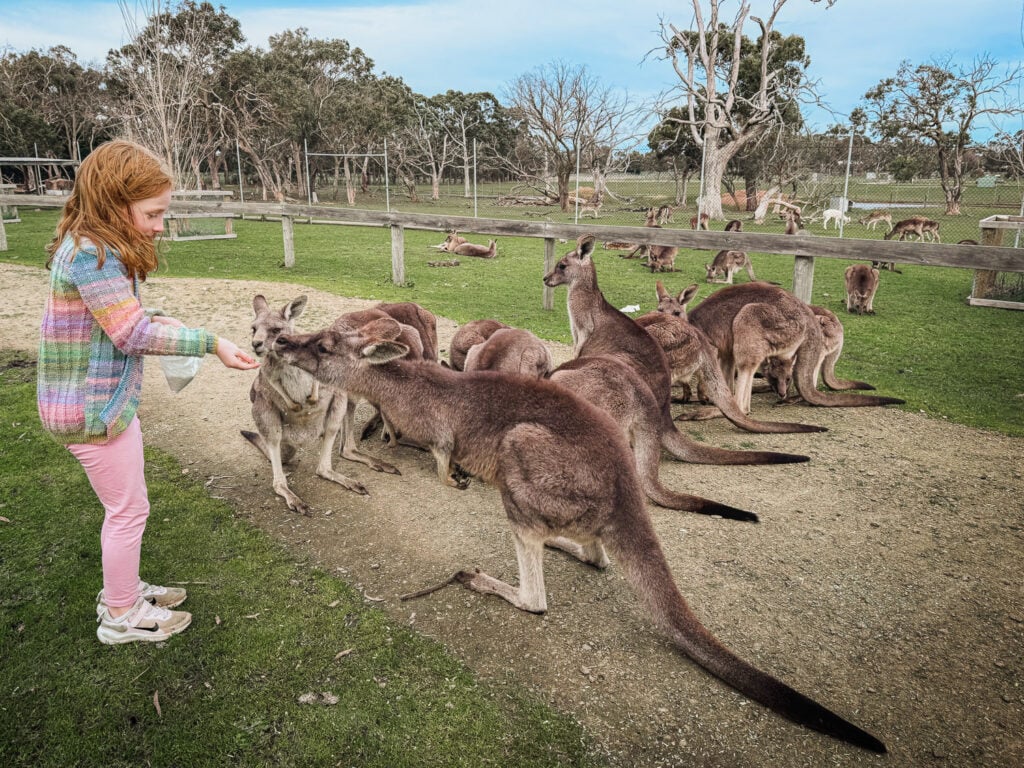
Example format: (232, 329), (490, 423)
(67, 416), (149, 609)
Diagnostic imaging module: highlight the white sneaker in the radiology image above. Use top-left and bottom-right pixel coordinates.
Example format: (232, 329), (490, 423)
(96, 580), (187, 615)
(96, 596), (192, 645)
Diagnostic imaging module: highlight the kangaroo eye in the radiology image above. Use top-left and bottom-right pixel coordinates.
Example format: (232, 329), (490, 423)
(316, 342), (330, 354)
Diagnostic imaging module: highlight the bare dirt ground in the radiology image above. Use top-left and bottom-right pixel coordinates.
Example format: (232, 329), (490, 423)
(4, 261), (1022, 768)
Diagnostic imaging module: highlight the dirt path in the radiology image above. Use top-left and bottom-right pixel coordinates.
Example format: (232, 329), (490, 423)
(5, 262), (1022, 767)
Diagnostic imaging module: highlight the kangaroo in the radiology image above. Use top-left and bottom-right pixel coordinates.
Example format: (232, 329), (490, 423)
(724, 219), (743, 232)
(686, 282), (905, 414)
(705, 250), (756, 284)
(449, 238), (497, 258)
(274, 319), (886, 753)
(464, 328), (759, 521)
(635, 282), (826, 434)
(543, 234), (810, 465)
(689, 211), (710, 230)
(783, 210), (804, 235)
(656, 203), (678, 224)
(241, 295), (388, 515)
(858, 210), (892, 231)
(762, 305), (875, 402)
(433, 230), (467, 252)
(821, 208), (851, 229)
(845, 264), (880, 315)
(448, 318), (510, 371)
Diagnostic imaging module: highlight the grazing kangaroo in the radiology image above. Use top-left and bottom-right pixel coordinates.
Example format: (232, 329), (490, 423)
(687, 282), (905, 414)
(274, 319), (886, 753)
(762, 305), (875, 402)
(689, 211), (710, 230)
(724, 219), (743, 232)
(845, 264), (880, 315)
(462, 325), (759, 520)
(448, 238), (497, 258)
(705, 250), (756, 284)
(858, 210), (892, 231)
(821, 209), (851, 229)
(635, 283), (826, 435)
(448, 318), (510, 371)
(543, 234), (810, 465)
(241, 295), (389, 515)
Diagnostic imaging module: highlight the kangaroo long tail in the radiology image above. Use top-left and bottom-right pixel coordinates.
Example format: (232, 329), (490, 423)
(634, 428), (758, 522)
(608, 516), (887, 753)
(660, 419), (810, 465)
(698, 357), (827, 434)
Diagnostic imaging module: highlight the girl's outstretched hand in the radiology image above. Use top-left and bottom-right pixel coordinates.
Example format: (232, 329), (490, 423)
(216, 338), (260, 370)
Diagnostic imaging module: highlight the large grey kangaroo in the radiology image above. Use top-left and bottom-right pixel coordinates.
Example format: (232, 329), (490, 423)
(241, 295), (393, 515)
(462, 326), (759, 521)
(687, 282), (904, 414)
(273, 318), (886, 753)
(635, 282), (827, 434)
(542, 234), (810, 466)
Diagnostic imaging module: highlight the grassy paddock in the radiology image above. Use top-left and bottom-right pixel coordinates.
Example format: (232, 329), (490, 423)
(0, 352), (600, 768)
(2, 207), (1022, 436)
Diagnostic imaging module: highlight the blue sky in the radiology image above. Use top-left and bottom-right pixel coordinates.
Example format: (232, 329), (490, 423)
(2, 0), (1023, 135)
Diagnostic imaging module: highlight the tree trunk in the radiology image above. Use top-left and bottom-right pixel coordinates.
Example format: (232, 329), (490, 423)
(343, 158), (356, 206)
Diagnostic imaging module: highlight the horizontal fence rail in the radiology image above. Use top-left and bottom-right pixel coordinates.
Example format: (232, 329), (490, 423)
(4, 195), (1022, 306)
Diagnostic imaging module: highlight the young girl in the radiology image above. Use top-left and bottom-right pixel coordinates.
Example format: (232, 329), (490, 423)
(37, 139), (260, 644)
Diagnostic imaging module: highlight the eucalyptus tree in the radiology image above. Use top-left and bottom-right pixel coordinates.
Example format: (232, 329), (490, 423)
(107, 0), (243, 186)
(648, 106), (703, 206)
(861, 54), (1024, 214)
(656, 0), (826, 220)
(428, 90), (511, 197)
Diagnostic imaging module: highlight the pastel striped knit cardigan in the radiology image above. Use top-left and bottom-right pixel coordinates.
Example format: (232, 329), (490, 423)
(37, 235), (218, 445)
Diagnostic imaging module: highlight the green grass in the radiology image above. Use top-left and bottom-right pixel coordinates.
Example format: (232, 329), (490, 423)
(4, 208), (1021, 435)
(0, 351), (601, 768)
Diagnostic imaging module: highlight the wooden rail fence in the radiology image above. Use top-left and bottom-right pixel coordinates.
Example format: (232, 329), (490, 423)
(3, 195), (1023, 309)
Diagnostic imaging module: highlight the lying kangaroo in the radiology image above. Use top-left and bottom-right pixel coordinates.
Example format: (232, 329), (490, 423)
(241, 295), (382, 514)
(762, 305), (875, 402)
(463, 326), (759, 520)
(449, 238), (497, 258)
(274, 319), (886, 753)
(687, 282), (905, 414)
(635, 282), (826, 435)
(845, 263), (880, 315)
(433, 230), (467, 252)
(543, 234), (810, 465)
(705, 250), (756, 284)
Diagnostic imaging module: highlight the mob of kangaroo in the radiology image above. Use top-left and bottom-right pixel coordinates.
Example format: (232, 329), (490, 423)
(243, 230), (904, 753)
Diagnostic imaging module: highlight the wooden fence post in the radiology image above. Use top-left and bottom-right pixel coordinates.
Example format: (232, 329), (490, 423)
(0, 217), (7, 252)
(971, 223), (1004, 303)
(281, 215), (295, 267)
(390, 224), (406, 286)
(792, 255), (815, 303)
(543, 237), (556, 310)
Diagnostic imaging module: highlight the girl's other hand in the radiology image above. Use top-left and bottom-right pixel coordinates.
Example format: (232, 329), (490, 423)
(216, 339), (259, 370)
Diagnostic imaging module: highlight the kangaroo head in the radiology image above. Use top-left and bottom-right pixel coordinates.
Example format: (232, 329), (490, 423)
(654, 281), (698, 318)
(275, 318), (409, 383)
(543, 234), (596, 288)
(250, 294), (307, 358)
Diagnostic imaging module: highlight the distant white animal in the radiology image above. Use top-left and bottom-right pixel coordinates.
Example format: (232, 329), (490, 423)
(821, 209), (851, 229)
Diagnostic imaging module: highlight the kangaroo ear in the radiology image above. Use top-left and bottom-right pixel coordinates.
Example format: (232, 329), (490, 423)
(655, 281), (669, 300)
(252, 294), (269, 314)
(680, 284), (700, 305)
(360, 316), (403, 342)
(284, 295), (308, 320)
(362, 340), (409, 364)
(577, 234), (597, 259)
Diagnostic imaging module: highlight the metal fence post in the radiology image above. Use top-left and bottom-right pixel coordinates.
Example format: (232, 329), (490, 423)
(543, 237), (556, 310)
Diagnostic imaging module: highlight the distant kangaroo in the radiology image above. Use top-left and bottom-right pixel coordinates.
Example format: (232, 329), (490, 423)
(635, 282), (826, 434)
(689, 211), (710, 230)
(274, 318), (886, 754)
(845, 264), (880, 315)
(448, 238), (497, 258)
(463, 325), (760, 520)
(621, 207), (678, 271)
(543, 234), (810, 465)
(705, 249), (756, 284)
(687, 282), (905, 414)
(724, 219), (743, 232)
